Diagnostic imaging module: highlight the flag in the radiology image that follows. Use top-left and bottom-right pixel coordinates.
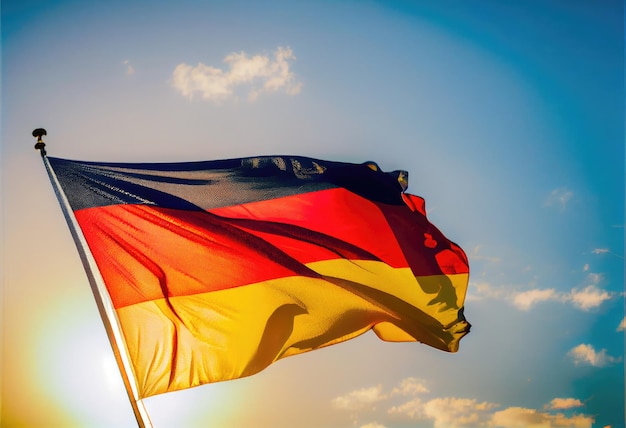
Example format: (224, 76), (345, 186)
(48, 155), (470, 398)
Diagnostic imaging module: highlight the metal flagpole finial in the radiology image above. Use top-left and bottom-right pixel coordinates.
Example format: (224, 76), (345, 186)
(33, 128), (47, 155)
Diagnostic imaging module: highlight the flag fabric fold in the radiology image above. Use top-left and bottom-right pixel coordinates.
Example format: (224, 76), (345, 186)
(48, 155), (470, 398)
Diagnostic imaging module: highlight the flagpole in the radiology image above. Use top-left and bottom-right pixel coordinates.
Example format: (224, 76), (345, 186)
(33, 129), (153, 428)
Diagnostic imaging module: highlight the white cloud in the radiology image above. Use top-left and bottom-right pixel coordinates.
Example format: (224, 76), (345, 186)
(387, 395), (595, 428)
(388, 397), (424, 419)
(568, 344), (622, 367)
(332, 385), (387, 410)
(391, 377), (429, 396)
(336, 382), (595, 428)
(335, 378), (428, 416)
(509, 278), (612, 311)
(489, 406), (594, 428)
(546, 398), (583, 410)
(568, 285), (611, 311)
(512, 288), (558, 310)
(617, 317), (626, 332)
(123, 60), (135, 75)
(545, 187), (573, 209)
(582, 264), (589, 272)
(424, 397), (497, 428)
(171, 46), (302, 102)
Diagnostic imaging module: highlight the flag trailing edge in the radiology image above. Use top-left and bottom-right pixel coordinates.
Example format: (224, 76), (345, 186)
(46, 154), (470, 399)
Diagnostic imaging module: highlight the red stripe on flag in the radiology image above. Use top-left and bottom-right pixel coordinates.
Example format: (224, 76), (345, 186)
(209, 188), (409, 267)
(75, 188), (467, 309)
(76, 204), (317, 308)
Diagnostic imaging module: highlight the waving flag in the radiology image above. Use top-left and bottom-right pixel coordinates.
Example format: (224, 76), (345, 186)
(47, 155), (470, 398)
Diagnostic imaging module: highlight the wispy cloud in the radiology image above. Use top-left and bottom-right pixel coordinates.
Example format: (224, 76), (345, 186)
(171, 46), (302, 103)
(421, 397), (498, 428)
(466, 281), (507, 302)
(391, 377), (429, 396)
(545, 187), (573, 209)
(388, 397), (425, 419)
(332, 385), (387, 410)
(586, 272), (602, 285)
(513, 288), (558, 310)
(617, 317), (626, 332)
(123, 59), (135, 75)
(592, 248), (624, 259)
(474, 268), (613, 312)
(568, 343), (622, 367)
(469, 246), (501, 263)
(512, 285), (612, 311)
(568, 285), (611, 310)
(545, 397), (583, 410)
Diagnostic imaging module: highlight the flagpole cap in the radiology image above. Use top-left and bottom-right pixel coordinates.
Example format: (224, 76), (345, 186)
(33, 128), (47, 155)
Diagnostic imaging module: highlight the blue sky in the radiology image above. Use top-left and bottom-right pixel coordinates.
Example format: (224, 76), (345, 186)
(2, 1), (624, 427)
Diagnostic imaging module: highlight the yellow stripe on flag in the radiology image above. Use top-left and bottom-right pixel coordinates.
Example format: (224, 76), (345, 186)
(117, 259), (468, 397)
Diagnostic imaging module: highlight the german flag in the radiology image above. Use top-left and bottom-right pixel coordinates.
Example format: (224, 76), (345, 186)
(48, 155), (470, 398)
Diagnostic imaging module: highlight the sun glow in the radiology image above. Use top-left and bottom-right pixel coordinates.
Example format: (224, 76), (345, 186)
(26, 286), (134, 426)
(26, 280), (238, 427)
